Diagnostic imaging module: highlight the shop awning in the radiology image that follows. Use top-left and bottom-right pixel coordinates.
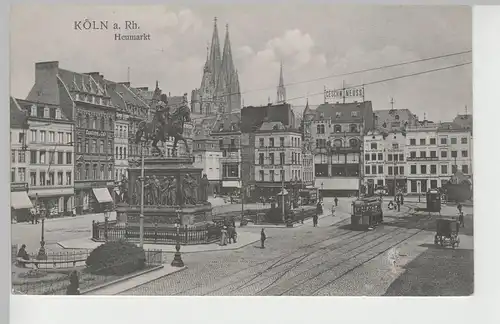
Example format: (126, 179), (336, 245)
(92, 188), (113, 203)
(11, 191), (33, 210)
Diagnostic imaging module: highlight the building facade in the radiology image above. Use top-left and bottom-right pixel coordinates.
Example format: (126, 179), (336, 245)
(191, 18), (241, 116)
(17, 98), (75, 216)
(10, 97), (33, 221)
(192, 126), (222, 195)
(436, 122), (473, 187)
(253, 122), (303, 198)
(406, 122), (441, 194)
(114, 110), (130, 182)
(310, 101), (374, 196)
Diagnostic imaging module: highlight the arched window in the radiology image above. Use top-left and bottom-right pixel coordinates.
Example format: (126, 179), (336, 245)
(119, 147), (123, 160)
(349, 124), (357, 133)
(92, 117), (97, 129)
(334, 125), (341, 133)
(349, 138), (358, 148)
(85, 115), (90, 128)
(109, 118), (113, 130)
(115, 147), (119, 159)
(101, 117), (105, 130)
(333, 139), (343, 147)
(124, 148), (127, 159)
(77, 113), (82, 127)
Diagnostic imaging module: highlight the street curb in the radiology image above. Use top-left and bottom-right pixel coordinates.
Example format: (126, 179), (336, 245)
(81, 264), (165, 295)
(118, 266), (188, 295)
(58, 237), (261, 254)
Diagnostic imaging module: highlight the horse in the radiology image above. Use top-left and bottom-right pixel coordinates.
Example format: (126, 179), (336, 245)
(135, 103), (191, 156)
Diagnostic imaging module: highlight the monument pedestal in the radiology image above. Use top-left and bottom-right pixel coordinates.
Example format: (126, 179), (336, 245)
(119, 156), (212, 228)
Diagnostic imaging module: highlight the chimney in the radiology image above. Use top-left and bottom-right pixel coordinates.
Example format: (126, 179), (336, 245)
(34, 61), (59, 84)
(118, 82), (131, 87)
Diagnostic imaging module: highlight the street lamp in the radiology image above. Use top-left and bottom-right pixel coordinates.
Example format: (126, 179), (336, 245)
(36, 197), (47, 260)
(171, 209), (184, 267)
(104, 209), (109, 242)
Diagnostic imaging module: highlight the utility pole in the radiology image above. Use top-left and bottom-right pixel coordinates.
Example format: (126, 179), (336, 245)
(139, 141), (145, 248)
(281, 163), (285, 222)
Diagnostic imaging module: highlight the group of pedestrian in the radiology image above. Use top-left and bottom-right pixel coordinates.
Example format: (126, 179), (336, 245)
(219, 220), (237, 246)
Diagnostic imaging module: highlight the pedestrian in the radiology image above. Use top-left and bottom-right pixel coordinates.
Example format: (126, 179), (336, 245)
(17, 244), (30, 267)
(396, 199), (401, 212)
(313, 214), (318, 227)
(220, 226), (228, 246)
(66, 270), (80, 295)
(400, 194), (404, 205)
(260, 228), (266, 249)
(334, 196), (338, 207)
(388, 201), (394, 210)
(459, 211), (464, 228)
(457, 203), (463, 214)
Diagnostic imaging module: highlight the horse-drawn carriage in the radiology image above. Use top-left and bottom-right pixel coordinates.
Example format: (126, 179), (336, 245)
(434, 217), (460, 248)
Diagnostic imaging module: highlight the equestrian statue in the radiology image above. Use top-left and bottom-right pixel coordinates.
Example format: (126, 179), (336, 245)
(134, 93), (191, 157)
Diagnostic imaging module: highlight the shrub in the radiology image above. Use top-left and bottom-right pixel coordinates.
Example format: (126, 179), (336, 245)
(85, 240), (146, 276)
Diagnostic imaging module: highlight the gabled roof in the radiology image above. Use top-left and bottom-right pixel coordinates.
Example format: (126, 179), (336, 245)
(10, 97), (28, 129)
(437, 121), (471, 132)
(16, 98), (71, 121)
(313, 101), (372, 122)
(211, 112), (241, 133)
(374, 109), (417, 125)
(259, 121), (285, 132)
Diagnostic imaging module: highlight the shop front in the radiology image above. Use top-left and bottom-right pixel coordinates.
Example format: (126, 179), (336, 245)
(10, 183), (33, 223)
(75, 181), (114, 215)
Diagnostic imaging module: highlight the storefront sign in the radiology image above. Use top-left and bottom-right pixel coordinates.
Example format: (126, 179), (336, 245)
(76, 181), (110, 189)
(261, 165), (284, 169)
(10, 183), (28, 192)
(85, 130), (107, 137)
(324, 86), (364, 103)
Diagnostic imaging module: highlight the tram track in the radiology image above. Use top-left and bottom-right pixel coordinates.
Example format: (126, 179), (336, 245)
(259, 214), (433, 296)
(170, 219), (354, 295)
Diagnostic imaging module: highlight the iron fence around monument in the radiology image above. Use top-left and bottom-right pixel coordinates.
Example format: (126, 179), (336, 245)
(92, 221), (221, 245)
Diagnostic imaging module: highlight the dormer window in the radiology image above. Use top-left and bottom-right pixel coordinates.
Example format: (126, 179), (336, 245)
(320, 112), (325, 119)
(351, 111), (359, 117)
(336, 112), (341, 118)
(75, 94), (80, 101)
(334, 124), (341, 133)
(30, 104), (36, 116)
(55, 108), (61, 119)
(44, 107), (50, 118)
(395, 115), (400, 120)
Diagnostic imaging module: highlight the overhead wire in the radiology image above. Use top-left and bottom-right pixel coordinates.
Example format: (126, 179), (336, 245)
(187, 50), (471, 120)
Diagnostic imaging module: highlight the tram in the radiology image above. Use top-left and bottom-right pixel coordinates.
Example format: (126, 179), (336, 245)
(351, 197), (383, 230)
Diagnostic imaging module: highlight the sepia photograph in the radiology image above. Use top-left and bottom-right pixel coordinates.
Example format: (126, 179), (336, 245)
(9, 4), (473, 297)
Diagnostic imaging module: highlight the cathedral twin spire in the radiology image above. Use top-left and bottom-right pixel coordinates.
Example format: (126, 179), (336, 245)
(200, 17), (241, 114)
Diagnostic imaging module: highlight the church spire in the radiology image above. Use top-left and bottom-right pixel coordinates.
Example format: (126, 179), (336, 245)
(218, 22), (241, 113)
(277, 60), (286, 103)
(208, 17), (222, 79)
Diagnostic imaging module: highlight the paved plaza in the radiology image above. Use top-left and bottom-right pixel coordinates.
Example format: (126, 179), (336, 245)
(11, 197), (473, 296)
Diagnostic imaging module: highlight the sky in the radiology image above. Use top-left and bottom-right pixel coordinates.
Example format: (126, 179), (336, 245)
(10, 5), (472, 122)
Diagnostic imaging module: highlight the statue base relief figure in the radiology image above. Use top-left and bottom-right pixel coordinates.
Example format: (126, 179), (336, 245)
(115, 156), (213, 229)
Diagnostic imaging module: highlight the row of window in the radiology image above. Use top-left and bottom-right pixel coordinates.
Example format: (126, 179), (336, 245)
(30, 130), (72, 145)
(368, 143), (399, 150)
(115, 125), (129, 139)
(77, 113), (113, 130)
(316, 123), (359, 134)
(409, 164), (469, 175)
(365, 165), (405, 175)
(258, 137), (301, 148)
(314, 165), (360, 177)
(75, 94), (111, 107)
(365, 153), (405, 162)
(29, 106), (62, 119)
(11, 150), (26, 163)
(28, 150), (73, 165)
(408, 150), (468, 159)
(409, 137), (468, 146)
(77, 139), (113, 155)
(257, 152), (302, 165)
(23, 170), (72, 187)
(75, 164), (114, 181)
(316, 138), (359, 148)
(258, 169), (294, 182)
(115, 146), (128, 160)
